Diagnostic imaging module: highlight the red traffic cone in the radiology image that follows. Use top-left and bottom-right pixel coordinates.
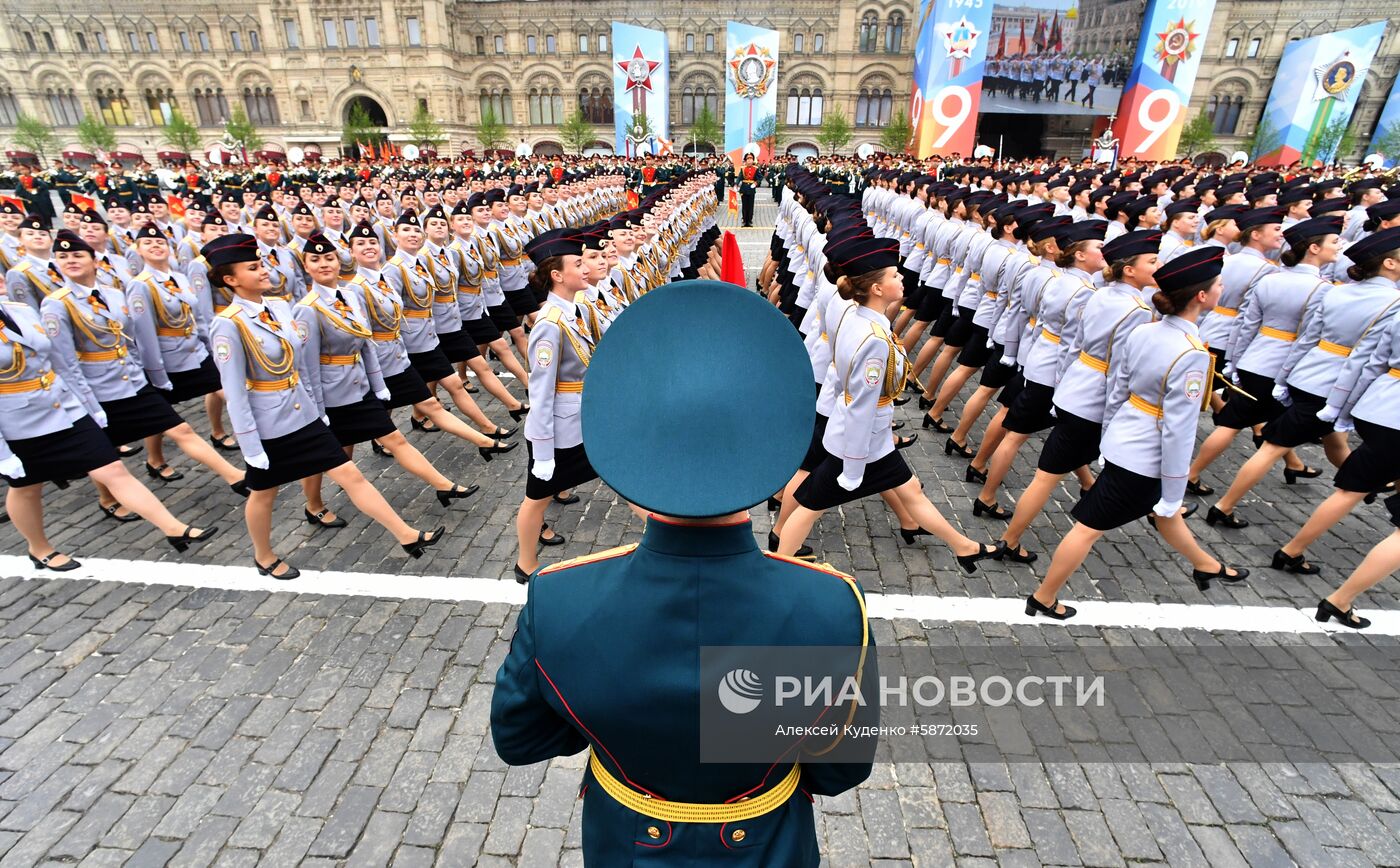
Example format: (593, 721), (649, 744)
(719, 230), (745, 288)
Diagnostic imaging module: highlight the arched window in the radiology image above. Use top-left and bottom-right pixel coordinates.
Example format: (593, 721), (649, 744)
(192, 87), (229, 126)
(785, 86), (822, 126)
(46, 87), (82, 126)
(857, 87), (893, 126)
(681, 86), (695, 124)
(1208, 91), (1245, 135)
(243, 86), (279, 126)
(578, 85), (613, 124)
(479, 87), (513, 124)
(705, 86), (718, 117)
(884, 13), (904, 53)
(859, 12), (878, 52)
(0, 86), (19, 126)
(528, 86), (561, 125)
(143, 87), (176, 125)
(786, 87), (799, 125)
(94, 87), (132, 126)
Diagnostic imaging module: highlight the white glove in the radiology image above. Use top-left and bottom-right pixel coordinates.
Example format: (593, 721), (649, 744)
(1152, 498), (1182, 518)
(1317, 405), (1339, 423)
(0, 455), (24, 479)
(154, 379), (173, 391)
(321, 414), (330, 426)
(986, 335), (996, 349)
(1095, 454), (1105, 469)
(531, 458), (556, 481)
(837, 472), (862, 491)
(244, 451), (270, 470)
(1272, 384), (1291, 406)
(374, 388), (391, 402)
(1335, 416), (1356, 433)
(999, 353), (1017, 367)
(92, 411), (108, 428)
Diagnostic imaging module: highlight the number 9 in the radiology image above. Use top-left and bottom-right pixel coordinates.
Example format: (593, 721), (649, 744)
(931, 85), (973, 149)
(1133, 89), (1181, 154)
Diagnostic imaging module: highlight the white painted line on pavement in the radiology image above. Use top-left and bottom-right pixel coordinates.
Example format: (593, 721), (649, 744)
(2, 554), (1391, 636)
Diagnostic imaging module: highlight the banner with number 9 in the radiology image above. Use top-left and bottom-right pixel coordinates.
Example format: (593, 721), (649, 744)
(910, 0), (995, 158)
(1109, 0), (1218, 162)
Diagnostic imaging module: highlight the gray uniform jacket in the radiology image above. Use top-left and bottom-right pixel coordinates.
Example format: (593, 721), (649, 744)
(448, 236), (490, 324)
(1226, 264), (1332, 380)
(1342, 312), (1400, 429)
(0, 300), (98, 464)
(349, 267), (413, 378)
(972, 239), (1018, 330)
(525, 292), (592, 464)
(43, 280), (162, 404)
(1099, 316), (1212, 506)
(94, 252), (133, 290)
(1052, 280), (1154, 422)
(822, 305), (906, 481)
(258, 241), (307, 303)
(1002, 260), (1061, 367)
(1023, 266), (1097, 388)
(1200, 247), (1276, 353)
(210, 295), (320, 459)
(294, 282), (388, 411)
(382, 251), (440, 354)
(5, 255), (64, 312)
(474, 226), (507, 307)
(490, 220), (529, 293)
(124, 268), (209, 379)
(1285, 276), (1400, 402)
(423, 242), (464, 334)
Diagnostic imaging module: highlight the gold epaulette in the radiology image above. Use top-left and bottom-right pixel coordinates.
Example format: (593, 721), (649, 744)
(542, 305), (564, 325)
(296, 294), (317, 307)
(537, 543), (638, 576)
(47, 286), (70, 301)
(217, 305), (241, 319)
(13, 261), (31, 273)
(761, 550), (853, 579)
(1187, 334), (1206, 352)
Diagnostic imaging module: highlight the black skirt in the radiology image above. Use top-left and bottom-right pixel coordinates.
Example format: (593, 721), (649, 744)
(525, 441), (598, 500)
(408, 348), (456, 383)
(998, 371), (1027, 407)
(383, 368), (433, 409)
(1261, 387), (1331, 448)
(488, 303), (521, 333)
(163, 357), (222, 404)
(326, 393), (397, 447)
(463, 314), (502, 345)
(799, 413), (831, 473)
(243, 419), (351, 491)
(504, 288), (540, 318)
(787, 305), (808, 332)
(1002, 380), (1057, 434)
(436, 328), (482, 364)
(99, 384), (186, 446)
(1333, 419), (1400, 494)
(956, 324), (994, 368)
(795, 450), (914, 511)
(916, 285), (947, 322)
(1070, 461), (1161, 531)
(3, 415), (120, 488)
(1211, 369), (1284, 430)
(1037, 409), (1104, 475)
(980, 346), (1017, 388)
(930, 299), (961, 338)
(944, 306), (979, 349)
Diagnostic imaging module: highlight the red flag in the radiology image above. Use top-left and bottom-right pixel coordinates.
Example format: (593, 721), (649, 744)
(719, 231), (745, 287)
(626, 189), (640, 210)
(1016, 19), (1027, 55)
(1032, 13), (1045, 51)
(71, 194), (97, 212)
(1049, 11), (1062, 51)
(166, 195), (186, 219)
(995, 26), (1006, 59)
(0, 195), (24, 213)
(727, 189), (739, 216)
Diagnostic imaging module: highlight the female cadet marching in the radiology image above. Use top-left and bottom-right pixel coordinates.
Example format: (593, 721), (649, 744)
(203, 233), (444, 580)
(448, 199), (532, 387)
(1207, 227), (1400, 554)
(1027, 248), (1249, 620)
(995, 229), (1160, 564)
(46, 228), (248, 516)
(344, 221), (516, 461)
(1186, 216), (1341, 513)
(489, 189), (540, 328)
(293, 232), (479, 528)
(3, 232), (218, 569)
(775, 235), (996, 572)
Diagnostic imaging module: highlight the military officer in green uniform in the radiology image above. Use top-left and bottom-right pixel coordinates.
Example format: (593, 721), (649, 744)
(46, 161), (82, 208)
(737, 153), (761, 227)
(491, 280), (877, 867)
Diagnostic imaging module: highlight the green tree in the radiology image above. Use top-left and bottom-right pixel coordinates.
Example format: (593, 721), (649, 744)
(1176, 110), (1217, 160)
(13, 115), (57, 163)
(342, 102), (379, 151)
(880, 108), (914, 155)
(754, 113), (785, 153)
(475, 105), (508, 153)
(76, 114), (117, 153)
(1307, 116), (1359, 166)
(161, 109), (201, 155)
(1373, 121), (1400, 165)
(224, 104), (264, 155)
(688, 102), (723, 155)
(559, 108), (593, 154)
(407, 103), (446, 149)
(817, 106), (853, 155)
(625, 111), (655, 143)
(1245, 114), (1281, 163)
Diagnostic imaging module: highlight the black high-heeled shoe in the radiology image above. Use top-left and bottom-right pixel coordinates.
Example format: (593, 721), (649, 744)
(895, 434), (918, 450)
(437, 484), (481, 507)
(766, 496), (782, 512)
(922, 413), (952, 433)
(995, 540), (1038, 564)
(892, 394), (911, 406)
(371, 441), (390, 457)
(402, 525), (446, 559)
(478, 439), (518, 462)
(1025, 594), (1076, 620)
(1283, 466), (1322, 484)
(1271, 549), (1319, 575)
(1191, 564), (1249, 591)
(972, 498), (1011, 521)
(29, 551), (80, 572)
(1185, 478), (1214, 497)
(254, 558), (300, 580)
(509, 404), (530, 422)
(1363, 483), (1392, 505)
(209, 434), (239, 452)
(1145, 502), (1200, 528)
(230, 479), (250, 499)
(767, 529), (814, 559)
(168, 525), (218, 553)
(945, 437), (975, 459)
(513, 564), (534, 585)
(146, 462), (184, 482)
(965, 464), (988, 484)
(1316, 598), (1370, 629)
(539, 523), (567, 546)
(552, 492), (580, 505)
(411, 416), (440, 433)
(899, 527), (930, 545)
(100, 503), (141, 523)
(891, 421), (905, 432)
(491, 425), (518, 439)
(1205, 505), (1248, 529)
(304, 508), (348, 528)
(918, 395), (934, 411)
(117, 443), (143, 458)
(956, 542), (995, 574)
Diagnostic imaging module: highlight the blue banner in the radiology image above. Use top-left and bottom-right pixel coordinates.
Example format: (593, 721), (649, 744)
(612, 23), (671, 156)
(910, 0), (996, 157)
(1369, 77), (1400, 167)
(724, 22), (780, 166)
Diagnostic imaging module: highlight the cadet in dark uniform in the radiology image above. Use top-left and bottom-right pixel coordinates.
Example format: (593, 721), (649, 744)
(739, 154), (760, 227)
(492, 279), (876, 867)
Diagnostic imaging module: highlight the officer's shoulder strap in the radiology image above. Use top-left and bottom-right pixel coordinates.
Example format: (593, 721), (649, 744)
(47, 286), (70, 301)
(296, 294), (317, 308)
(1186, 333), (1207, 352)
(537, 543), (638, 576)
(13, 261), (30, 273)
(542, 305), (564, 326)
(217, 304), (241, 319)
(761, 551), (855, 581)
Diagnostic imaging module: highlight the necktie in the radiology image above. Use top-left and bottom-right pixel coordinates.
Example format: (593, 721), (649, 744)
(268, 249), (279, 266)
(0, 307), (19, 336)
(46, 263), (61, 282)
(162, 278), (179, 293)
(259, 309), (280, 331)
(97, 259), (113, 275)
(333, 291), (354, 319)
(414, 263), (429, 279)
(88, 292), (106, 313)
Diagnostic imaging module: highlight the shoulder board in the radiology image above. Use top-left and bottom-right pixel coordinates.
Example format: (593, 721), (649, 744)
(870, 321), (890, 340)
(572, 290), (591, 307)
(348, 275), (371, 288)
(14, 261), (31, 273)
(194, 256), (208, 268)
(761, 551), (854, 579)
(537, 543), (638, 576)
(387, 254), (404, 266)
(1186, 334), (1206, 352)
(296, 294), (317, 307)
(543, 305), (564, 325)
(133, 271), (153, 283)
(217, 305), (241, 319)
(48, 286), (70, 301)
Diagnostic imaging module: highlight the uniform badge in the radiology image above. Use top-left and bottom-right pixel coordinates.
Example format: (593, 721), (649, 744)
(293, 320), (309, 343)
(42, 315), (59, 338)
(863, 360), (883, 387)
(535, 340), (554, 368)
(1184, 370), (1204, 401)
(130, 295), (146, 316)
(213, 336), (233, 363)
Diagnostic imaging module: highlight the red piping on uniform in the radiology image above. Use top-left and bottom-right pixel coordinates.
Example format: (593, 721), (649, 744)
(648, 514), (750, 528)
(636, 820), (672, 848)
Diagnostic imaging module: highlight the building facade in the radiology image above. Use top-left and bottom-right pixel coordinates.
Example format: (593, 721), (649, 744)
(0, 0), (1395, 164)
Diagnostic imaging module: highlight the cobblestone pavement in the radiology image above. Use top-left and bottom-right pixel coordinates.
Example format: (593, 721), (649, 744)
(2, 202), (1400, 864)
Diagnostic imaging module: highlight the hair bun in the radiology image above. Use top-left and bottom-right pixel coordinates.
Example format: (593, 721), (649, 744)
(1151, 289), (1176, 316)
